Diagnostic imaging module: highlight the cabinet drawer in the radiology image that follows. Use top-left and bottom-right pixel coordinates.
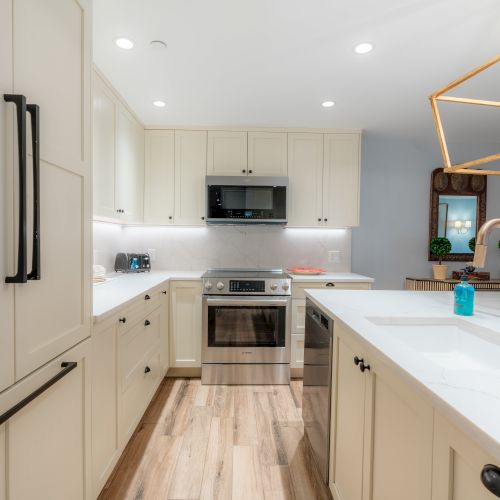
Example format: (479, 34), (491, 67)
(291, 333), (305, 369)
(292, 281), (371, 300)
(117, 287), (163, 334)
(121, 348), (161, 441)
(121, 308), (161, 391)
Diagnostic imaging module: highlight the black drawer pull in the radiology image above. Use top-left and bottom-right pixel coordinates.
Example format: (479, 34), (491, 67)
(326, 283), (335, 287)
(0, 362), (77, 425)
(354, 356), (363, 366)
(161, 290), (167, 295)
(119, 317), (126, 324)
(144, 319), (151, 326)
(144, 366), (151, 374)
(481, 465), (500, 497)
(144, 294), (151, 300)
(359, 362), (371, 373)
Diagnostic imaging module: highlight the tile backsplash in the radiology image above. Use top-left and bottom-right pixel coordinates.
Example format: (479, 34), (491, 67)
(93, 222), (352, 273)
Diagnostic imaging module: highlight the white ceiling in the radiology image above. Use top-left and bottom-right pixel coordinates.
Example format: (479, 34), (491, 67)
(93, 0), (500, 143)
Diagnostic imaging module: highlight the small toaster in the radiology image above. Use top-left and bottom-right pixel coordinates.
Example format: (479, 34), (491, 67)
(114, 253), (151, 273)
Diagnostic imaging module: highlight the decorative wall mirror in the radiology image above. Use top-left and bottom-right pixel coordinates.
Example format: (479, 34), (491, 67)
(429, 168), (487, 262)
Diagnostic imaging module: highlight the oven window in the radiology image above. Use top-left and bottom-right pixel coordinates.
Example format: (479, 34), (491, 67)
(207, 305), (286, 347)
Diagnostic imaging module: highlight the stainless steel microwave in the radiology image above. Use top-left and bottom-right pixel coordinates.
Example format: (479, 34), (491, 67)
(206, 176), (288, 224)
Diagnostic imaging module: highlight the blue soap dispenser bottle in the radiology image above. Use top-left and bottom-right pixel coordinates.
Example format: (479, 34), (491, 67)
(454, 274), (474, 316)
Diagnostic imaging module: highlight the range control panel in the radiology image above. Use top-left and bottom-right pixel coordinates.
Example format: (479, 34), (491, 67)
(230, 280), (265, 293)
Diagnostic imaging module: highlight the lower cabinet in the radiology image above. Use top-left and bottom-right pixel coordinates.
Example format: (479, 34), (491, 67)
(330, 325), (433, 500)
(0, 340), (91, 500)
(432, 414), (500, 500)
(169, 281), (203, 368)
(160, 286), (170, 374)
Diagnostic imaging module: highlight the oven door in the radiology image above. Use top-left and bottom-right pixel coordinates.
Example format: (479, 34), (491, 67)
(202, 296), (291, 364)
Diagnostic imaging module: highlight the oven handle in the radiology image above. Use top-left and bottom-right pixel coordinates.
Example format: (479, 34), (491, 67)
(205, 297), (290, 307)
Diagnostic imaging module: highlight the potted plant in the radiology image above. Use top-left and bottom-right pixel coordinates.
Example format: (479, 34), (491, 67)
(468, 237), (476, 252)
(430, 237), (452, 280)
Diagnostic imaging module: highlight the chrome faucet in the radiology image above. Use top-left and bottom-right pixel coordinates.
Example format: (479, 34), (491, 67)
(472, 218), (500, 267)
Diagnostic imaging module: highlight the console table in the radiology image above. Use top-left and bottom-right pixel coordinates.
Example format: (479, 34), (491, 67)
(405, 277), (500, 291)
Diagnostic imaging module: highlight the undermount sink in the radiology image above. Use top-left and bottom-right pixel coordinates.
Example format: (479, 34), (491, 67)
(366, 317), (500, 371)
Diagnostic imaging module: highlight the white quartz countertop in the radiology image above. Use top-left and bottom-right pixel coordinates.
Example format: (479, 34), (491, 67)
(305, 289), (500, 462)
(288, 272), (374, 282)
(93, 270), (203, 322)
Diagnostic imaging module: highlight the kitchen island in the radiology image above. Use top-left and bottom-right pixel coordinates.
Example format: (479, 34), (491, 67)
(305, 289), (500, 500)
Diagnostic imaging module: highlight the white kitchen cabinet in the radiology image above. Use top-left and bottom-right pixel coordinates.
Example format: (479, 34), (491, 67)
(432, 414), (500, 500)
(144, 130), (175, 224)
(93, 73), (117, 219)
(248, 131), (287, 176)
(10, 0), (92, 381)
(115, 106), (144, 223)
(207, 130), (247, 176)
(330, 322), (433, 500)
(287, 133), (324, 226)
(170, 281), (203, 367)
(291, 334), (305, 369)
(0, 0), (14, 393)
(175, 130), (207, 225)
(323, 134), (360, 228)
(0, 339), (91, 500)
(91, 319), (119, 498)
(160, 286), (170, 374)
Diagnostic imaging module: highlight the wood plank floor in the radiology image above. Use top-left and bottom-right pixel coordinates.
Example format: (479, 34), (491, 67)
(99, 378), (331, 500)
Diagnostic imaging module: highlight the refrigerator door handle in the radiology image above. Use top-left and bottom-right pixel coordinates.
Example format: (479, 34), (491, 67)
(4, 94), (27, 284)
(27, 104), (40, 280)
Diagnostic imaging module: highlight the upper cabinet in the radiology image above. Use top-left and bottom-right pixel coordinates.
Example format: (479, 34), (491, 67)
(92, 71), (144, 223)
(248, 131), (287, 176)
(207, 131), (247, 176)
(287, 132), (361, 228)
(144, 130), (175, 225)
(174, 130), (207, 225)
(287, 133), (324, 227)
(323, 134), (360, 228)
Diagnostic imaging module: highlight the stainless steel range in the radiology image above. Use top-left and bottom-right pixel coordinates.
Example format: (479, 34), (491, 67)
(202, 269), (291, 385)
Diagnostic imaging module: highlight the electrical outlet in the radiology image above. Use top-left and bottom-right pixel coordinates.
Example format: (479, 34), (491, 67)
(147, 248), (156, 261)
(328, 250), (341, 263)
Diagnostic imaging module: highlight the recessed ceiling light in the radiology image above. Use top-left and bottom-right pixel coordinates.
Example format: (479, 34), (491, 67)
(322, 101), (335, 108)
(114, 37), (134, 50)
(150, 40), (167, 50)
(354, 42), (374, 54)
(153, 100), (166, 108)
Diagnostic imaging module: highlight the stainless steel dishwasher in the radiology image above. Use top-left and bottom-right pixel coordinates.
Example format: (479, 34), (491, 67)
(302, 298), (334, 484)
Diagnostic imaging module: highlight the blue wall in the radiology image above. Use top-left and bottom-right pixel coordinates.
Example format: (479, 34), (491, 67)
(352, 132), (500, 289)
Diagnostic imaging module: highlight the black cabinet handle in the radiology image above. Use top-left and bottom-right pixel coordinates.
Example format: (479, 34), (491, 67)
(242, 169), (246, 173)
(4, 94), (27, 284)
(161, 290), (167, 295)
(0, 362), (77, 425)
(145, 294), (151, 300)
(201, 216), (205, 220)
(354, 356), (363, 366)
(119, 317), (126, 324)
(27, 104), (40, 280)
(249, 170), (253, 174)
(317, 218), (322, 222)
(360, 362), (371, 373)
(481, 465), (500, 497)
(144, 366), (151, 374)
(324, 218), (328, 222)
(326, 282), (335, 287)
(144, 319), (151, 326)
(169, 216), (173, 220)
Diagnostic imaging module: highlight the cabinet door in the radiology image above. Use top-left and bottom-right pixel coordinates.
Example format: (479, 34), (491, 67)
(3, 339), (91, 500)
(170, 281), (202, 367)
(323, 134), (361, 228)
(331, 335), (366, 500)
(93, 73), (117, 219)
(207, 130), (247, 176)
(13, 0), (92, 380)
(248, 131), (287, 176)
(287, 133), (323, 226)
(291, 333), (305, 369)
(0, 0), (14, 393)
(291, 298), (306, 334)
(363, 362), (433, 500)
(432, 414), (500, 500)
(91, 320), (119, 498)
(160, 286), (170, 374)
(115, 106), (144, 223)
(175, 130), (207, 225)
(144, 130), (175, 224)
